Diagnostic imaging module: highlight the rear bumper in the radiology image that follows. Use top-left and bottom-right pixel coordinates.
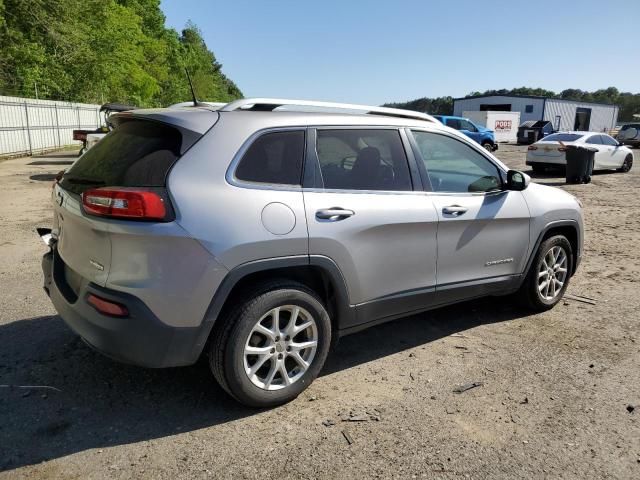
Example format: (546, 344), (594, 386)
(622, 140), (640, 147)
(42, 248), (203, 368)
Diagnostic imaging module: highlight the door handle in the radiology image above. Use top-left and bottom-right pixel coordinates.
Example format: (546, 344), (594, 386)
(442, 205), (468, 216)
(316, 208), (355, 220)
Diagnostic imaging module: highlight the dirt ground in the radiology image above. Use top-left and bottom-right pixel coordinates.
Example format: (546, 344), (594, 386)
(0, 146), (639, 479)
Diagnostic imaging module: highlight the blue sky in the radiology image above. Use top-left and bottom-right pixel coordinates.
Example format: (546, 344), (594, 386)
(160, 0), (639, 105)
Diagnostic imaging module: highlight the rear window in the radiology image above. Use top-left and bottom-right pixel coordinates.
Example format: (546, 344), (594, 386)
(61, 120), (182, 195)
(542, 133), (584, 142)
(621, 124), (640, 130)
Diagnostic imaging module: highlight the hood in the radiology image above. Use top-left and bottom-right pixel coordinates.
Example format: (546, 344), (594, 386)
(477, 126), (494, 134)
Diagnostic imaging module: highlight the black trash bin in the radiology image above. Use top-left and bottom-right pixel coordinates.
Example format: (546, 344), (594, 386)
(565, 145), (596, 184)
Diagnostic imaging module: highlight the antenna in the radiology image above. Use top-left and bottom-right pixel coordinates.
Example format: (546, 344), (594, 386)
(185, 68), (200, 106)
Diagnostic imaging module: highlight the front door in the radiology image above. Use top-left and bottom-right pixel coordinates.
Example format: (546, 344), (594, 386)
(303, 128), (439, 328)
(409, 129), (531, 300)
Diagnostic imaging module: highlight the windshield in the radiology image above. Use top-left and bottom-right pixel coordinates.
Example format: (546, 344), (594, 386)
(541, 133), (584, 142)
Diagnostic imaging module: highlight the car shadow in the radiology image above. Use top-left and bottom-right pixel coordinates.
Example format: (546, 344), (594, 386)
(28, 160), (74, 166)
(29, 174), (58, 182)
(0, 297), (530, 471)
(31, 152), (78, 160)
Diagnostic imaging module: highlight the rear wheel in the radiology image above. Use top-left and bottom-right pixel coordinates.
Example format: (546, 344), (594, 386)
(531, 164), (546, 174)
(516, 235), (572, 311)
(617, 154), (633, 173)
(209, 281), (331, 407)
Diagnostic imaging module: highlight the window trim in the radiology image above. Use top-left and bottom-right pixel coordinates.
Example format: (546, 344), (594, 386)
(226, 127), (307, 191)
(407, 128), (507, 196)
(303, 126), (420, 194)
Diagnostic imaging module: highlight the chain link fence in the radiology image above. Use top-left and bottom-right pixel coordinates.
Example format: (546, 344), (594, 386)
(0, 95), (102, 157)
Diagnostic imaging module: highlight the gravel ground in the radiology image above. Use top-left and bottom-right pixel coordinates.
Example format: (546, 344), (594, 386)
(0, 146), (639, 479)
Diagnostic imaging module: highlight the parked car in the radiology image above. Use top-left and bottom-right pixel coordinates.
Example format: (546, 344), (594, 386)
(526, 132), (634, 173)
(433, 115), (498, 151)
(617, 123), (640, 148)
(72, 103), (136, 156)
(517, 120), (554, 145)
(40, 98), (583, 407)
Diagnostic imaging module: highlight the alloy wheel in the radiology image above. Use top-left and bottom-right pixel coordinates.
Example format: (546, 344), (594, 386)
(538, 246), (568, 301)
(243, 305), (318, 391)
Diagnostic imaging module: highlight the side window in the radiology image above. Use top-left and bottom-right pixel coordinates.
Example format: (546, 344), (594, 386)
(235, 131), (305, 185)
(411, 130), (502, 193)
(585, 135), (603, 145)
(315, 129), (412, 191)
(445, 118), (461, 130)
(601, 135), (618, 146)
(459, 119), (477, 132)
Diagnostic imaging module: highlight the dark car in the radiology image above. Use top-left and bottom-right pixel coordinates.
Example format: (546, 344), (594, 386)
(617, 124), (640, 148)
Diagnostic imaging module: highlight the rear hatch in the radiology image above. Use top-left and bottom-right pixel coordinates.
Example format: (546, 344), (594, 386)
(53, 109), (217, 289)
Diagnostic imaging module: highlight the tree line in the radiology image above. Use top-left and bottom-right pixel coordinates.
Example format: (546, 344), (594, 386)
(384, 87), (640, 122)
(0, 0), (242, 106)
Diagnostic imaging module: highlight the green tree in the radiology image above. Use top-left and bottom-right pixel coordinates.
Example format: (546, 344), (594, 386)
(0, 0), (242, 106)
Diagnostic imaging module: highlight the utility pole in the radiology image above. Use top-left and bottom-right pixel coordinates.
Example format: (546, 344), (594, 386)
(34, 82), (38, 100)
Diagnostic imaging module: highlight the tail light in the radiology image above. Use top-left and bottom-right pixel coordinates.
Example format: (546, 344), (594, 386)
(87, 293), (129, 317)
(82, 187), (169, 221)
(528, 145), (538, 151)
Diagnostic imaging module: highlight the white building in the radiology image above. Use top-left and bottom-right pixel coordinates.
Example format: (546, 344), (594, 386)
(453, 95), (618, 133)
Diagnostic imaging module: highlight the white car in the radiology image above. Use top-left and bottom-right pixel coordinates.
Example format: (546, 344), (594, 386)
(526, 132), (633, 173)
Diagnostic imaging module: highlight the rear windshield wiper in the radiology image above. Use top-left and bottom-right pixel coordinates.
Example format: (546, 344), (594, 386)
(63, 175), (106, 186)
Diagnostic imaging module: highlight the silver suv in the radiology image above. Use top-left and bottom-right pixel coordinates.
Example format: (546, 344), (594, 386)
(41, 99), (583, 407)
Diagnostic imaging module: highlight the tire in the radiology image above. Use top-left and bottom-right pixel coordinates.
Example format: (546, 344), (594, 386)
(482, 141), (493, 152)
(617, 154), (633, 173)
(531, 164), (545, 174)
(209, 280), (331, 408)
(516, 235), (573, 312)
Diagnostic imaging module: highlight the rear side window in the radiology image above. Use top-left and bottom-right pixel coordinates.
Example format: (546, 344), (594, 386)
(235, 131), (305, 185)
(445, 119), (461, 130)
(315, 129), (412, 191)
(61, 119), (182, 195)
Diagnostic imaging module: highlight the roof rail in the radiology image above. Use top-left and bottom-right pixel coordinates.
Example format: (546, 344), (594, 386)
(219, 98), (436, 123)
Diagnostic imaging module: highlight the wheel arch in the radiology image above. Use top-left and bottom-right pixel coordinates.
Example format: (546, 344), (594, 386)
(524, 220), (581, 278)
(193, 256), (355, 358)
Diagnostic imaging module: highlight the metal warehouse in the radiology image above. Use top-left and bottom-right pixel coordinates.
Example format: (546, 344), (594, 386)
(453, 94), (619, 133)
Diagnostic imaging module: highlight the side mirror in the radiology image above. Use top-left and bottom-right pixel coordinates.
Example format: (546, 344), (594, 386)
(618, 142), (625, 147)
(506, 170), (530, 191)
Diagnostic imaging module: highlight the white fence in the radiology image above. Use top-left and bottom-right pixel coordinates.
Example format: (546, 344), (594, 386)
(0, 95), (102, 157)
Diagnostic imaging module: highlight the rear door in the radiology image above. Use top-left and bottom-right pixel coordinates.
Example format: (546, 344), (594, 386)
(302, 128), (439, 327)
(409, 129), (531, 299)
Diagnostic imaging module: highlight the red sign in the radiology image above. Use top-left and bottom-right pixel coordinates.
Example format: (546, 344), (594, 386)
(495, 120), (512, 131)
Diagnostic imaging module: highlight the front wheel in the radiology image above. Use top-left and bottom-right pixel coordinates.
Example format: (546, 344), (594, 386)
(209, 281), (331, 407)
(617, 154), (633, 173)
(482, 141), (494, 152)
(516, 235), (573, 311)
